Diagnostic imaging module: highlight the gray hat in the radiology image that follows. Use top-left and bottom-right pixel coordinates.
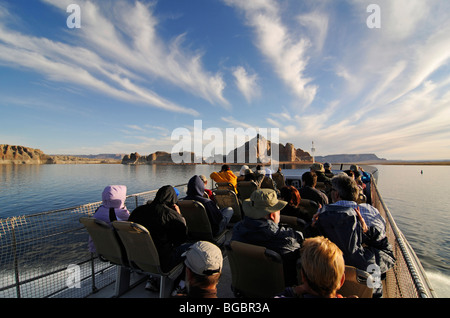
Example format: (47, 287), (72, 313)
(183, 241), (223, 276)
(242, 189), (287, 219)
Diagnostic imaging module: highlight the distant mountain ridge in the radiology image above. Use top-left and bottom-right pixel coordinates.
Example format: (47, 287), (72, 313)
(1, 144), (387, 165)
(315, 153), (387, 163)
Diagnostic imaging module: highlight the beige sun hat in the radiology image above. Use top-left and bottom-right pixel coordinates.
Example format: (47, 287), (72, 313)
(309, 162), (325, 172)
(242, 188), (287, 219)
(182, 241), (223, 276)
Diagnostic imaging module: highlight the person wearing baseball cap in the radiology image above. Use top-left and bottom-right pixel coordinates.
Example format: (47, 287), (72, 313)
(180, 241), (223, 298)
(232, 189), (304, 286)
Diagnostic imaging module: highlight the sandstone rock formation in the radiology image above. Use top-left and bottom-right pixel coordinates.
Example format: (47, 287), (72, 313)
(0, 144), (51, 164)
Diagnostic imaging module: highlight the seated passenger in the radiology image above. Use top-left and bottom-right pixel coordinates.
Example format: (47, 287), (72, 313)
(232, 189), (304, 286)
(184, 175), (234, 235)
(237, 165), (250, 181)
(304, 175), (395, 278)
(280, 186), (312, 223)
(278, 236), (347, 298)
(299, 171), (329, 206)
(199, 175), (214, 200)
(89, 185), (130, 253)
(324, 162), (334, 178)
(177, 241), (223, 298)
(350, 164), (371, 184)
(309, 162), (331, 184)
(210, 164), (238, 193)
(128, 185), (191, 272)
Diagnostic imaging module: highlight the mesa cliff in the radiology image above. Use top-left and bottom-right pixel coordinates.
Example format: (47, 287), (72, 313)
(0, 145), (120, 164)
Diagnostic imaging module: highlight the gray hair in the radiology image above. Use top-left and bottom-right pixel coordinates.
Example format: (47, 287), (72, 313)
(331, 174), (359, 201)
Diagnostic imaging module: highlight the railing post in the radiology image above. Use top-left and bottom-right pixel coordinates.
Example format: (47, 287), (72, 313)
(10, 220), (21, 298)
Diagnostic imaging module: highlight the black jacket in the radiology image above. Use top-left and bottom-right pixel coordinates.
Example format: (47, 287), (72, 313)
(184, 175), (224, 235)
(129, 185), (187, 271)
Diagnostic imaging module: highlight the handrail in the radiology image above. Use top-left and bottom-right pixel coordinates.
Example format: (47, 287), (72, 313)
(371, 179), (435, 298)
(0, 184), (188, 298)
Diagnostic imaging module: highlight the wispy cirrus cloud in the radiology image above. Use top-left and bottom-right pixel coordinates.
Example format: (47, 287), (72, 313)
(0, 0), (232, 116)
(232, 66), (261, 103)
(224, 0), (319, 109)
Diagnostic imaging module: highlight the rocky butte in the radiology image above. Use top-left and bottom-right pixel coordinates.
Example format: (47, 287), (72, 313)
(121, 135), (313, 165)
(0, 145), (121, 164)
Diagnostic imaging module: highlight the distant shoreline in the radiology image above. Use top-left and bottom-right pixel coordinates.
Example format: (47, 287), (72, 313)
(2, 160), (449, 166)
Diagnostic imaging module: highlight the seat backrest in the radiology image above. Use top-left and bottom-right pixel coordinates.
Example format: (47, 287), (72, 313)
(260, 177), (276, 190)
(279, 215), (306, 232)
(177, 200), (214, 241)
(272, 172), (285, 189)
(79, 217), (127, 266)
(338, 266), (373, 298)
(112, 221), (162, 274)
(299, 198), (320, 215)
(236, 181), (258, 201)
(225, 241), (285, 298)
(215, 182), (235, 191)
(213, 189), (242, 223)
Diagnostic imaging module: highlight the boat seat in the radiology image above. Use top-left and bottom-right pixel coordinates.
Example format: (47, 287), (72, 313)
(225, 241), (285, 298)
(177, 200), (228, 246)
(279, 215), (306, 232)
(212, 189), (243, 224)
(272, 172), (286, 189)
(79, 217), (128, 266)
(215, 182), (235, 192)
(79, 217), (131, 297)
(260, 177), (276, 190)
(299, 198), (320, 215)
(112, 221), (184, 298)
(236, 181), (258, 201)
(338, 266), (374, 298)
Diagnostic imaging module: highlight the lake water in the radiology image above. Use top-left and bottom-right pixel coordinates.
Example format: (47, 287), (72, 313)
(0, 163), (449, 297)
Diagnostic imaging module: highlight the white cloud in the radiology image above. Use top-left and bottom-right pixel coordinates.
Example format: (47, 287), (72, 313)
(224, 0), (318, 108)
(0, 0), (231, 116)
(232, 66), (261, 103)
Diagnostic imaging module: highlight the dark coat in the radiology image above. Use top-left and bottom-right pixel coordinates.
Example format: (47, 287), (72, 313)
(184, 175), (224, 235)
(304, 204), (395, 274)
(129, 185), (187, 271)
(232, 217), (303, 285)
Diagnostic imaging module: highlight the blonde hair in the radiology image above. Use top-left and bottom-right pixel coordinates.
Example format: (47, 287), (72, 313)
(300, 236), (345, 297)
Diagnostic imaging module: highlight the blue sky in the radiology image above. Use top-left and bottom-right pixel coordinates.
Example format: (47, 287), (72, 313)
(1, 0), (450, 160)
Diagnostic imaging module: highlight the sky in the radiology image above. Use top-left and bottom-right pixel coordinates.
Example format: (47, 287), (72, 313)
(1, 0), (450, 160)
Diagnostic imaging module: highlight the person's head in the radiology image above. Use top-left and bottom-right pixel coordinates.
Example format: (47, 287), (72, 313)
(310, 162), (324, 173)
(186, 175), (205, 197)
(239, 165), (250, 176)
(199, 175), (208, 185)
(220, 164), (230, 172)
(324, 162), (332, 171)
(301, 171), (317, 187)
(183, 241), (223, 292)
(299, 236), (345, 298)
(242, 189), (287, 223)
(280, 186), (301, 207)
(152, 185), (178, 206)
(330, 174), (359, 202)
(343, 170), (355, 179)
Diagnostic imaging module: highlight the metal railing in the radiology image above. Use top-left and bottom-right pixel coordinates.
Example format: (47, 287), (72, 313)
(0, 177), (436, 298)
(0, 184), (187, 298)
(370, 179), (435, 298)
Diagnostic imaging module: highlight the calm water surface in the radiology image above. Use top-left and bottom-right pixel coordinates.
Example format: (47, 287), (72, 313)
(1, 163), (449, 297)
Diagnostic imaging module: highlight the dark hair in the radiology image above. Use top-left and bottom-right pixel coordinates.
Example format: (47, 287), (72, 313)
(221, 164), (230, 171)
(280, 186), (301, 207)
(301, 171), (317, 187)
